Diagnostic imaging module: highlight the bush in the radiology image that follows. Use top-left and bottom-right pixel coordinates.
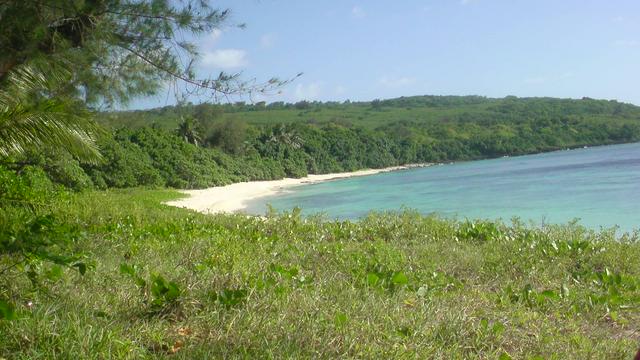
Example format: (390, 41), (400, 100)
(0, 167), (88, 290)
(44, 153), (94, 191)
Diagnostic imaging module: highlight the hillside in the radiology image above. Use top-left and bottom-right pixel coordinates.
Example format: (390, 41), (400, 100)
(26, 95), (629, 190)
(9, 96), (640, 192)
(99, 95), (640, 130)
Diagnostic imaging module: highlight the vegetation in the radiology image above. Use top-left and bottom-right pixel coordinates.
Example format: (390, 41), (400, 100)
(4, 3), (639, 193)
(102, 95), (640, 130)
(2, 2), (640, 358)
(26, 95), (640, 190)
(0, 61), (103, 164)
(0, 0), (291, 106)
(1, 179), (639, 358)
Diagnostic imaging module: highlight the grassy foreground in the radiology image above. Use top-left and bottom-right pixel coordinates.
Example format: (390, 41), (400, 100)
(1, 189), (640, 359)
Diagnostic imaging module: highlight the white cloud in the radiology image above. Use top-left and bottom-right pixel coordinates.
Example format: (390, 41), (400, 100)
(335, 85), (347, 95)
(379, 76), (416, 88)
(210, 29), (223, 42)
(201, 49), (248, 69)
(294, 82), (322, 100)
(260, 33), (276, 49)
(198, 29), (224, 51)
(351, 6), (366, 18)
(613, 39), (639, 47)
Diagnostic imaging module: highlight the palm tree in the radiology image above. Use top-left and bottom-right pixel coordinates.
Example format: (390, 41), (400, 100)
(176, 116), (202, 146)
(0, 63), (103, 164)
(267, 124), (303, 149)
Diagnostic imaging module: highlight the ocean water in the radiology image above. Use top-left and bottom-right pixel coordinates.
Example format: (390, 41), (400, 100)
(245, 142), (640, 232)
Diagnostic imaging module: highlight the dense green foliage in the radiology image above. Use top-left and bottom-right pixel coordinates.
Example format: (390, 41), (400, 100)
(3, 95), (640, 357)
(0, 166), (89, 320)
(0, 61), (104, 164)
(1, 188), (639, 358)
(102, 95), (640, 130)
(32, 95), (639, 190)
(0, 0), (273, 106)
(1, 0), (283, 191)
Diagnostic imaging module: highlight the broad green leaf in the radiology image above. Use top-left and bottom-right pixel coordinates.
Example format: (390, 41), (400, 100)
(73, 262), (87, 275)
(0, 300), (17, 320)
(492, 322), (505, 336)
(119, 263), (136, 277)
(391, 272), (408, 285)
(45, 265), (63, 281)
(366, 273), (380, 287)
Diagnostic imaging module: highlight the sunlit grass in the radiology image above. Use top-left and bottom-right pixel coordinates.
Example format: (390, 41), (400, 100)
(1, 189), (639, 358)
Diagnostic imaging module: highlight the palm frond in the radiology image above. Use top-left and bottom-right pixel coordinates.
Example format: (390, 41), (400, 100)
(0, 64), (103, 164)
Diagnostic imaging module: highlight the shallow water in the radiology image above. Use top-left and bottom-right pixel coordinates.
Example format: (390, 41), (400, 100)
(245, 142), (640, 232)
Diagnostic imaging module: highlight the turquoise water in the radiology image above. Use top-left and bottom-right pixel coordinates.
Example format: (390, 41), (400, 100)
(246, 142), (640, 232)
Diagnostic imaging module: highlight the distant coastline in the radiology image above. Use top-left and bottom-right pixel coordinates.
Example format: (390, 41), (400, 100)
(165, 164), (430, 214)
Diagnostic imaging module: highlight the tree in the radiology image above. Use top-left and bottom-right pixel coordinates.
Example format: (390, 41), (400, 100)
(0, 1), (297, 163)
(176, 117), (202, 146)
(295, 101), (311, 110)
(266, 124), (303, 149)
(0, 0), (296, 107)
(206, 118), (248, 155)
(0, 62), (102, 164)
(194, 103), (223, 124)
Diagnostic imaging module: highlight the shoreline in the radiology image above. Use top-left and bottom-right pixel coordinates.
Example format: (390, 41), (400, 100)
(165, 163), (430, 214)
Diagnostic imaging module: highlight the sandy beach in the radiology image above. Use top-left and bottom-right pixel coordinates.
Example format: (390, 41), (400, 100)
(166, 164), (429, 214)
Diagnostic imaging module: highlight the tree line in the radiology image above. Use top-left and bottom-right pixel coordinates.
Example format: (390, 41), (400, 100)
(13, 95), (640, 190)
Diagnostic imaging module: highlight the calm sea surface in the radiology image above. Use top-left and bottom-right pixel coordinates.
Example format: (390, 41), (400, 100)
(245, 142), (640, 232)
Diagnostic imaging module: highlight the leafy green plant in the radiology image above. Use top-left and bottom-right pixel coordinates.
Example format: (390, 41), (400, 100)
(479, 318), (505, 337)
(504, 284), (564, 309)
(213, 288), (248, 309)
(0, 170), (90, 285)
(149, 274), (181, 309)
(457, 221), (504, 243)
(119, 263), (147, 287)
(476, 318), (506, 352)
(585, 268), (639, 312)
(269, 263), (312, 285)
(0, 299), (17, 320)
(0, 165), (91, 286)
(365, 264), (409, 292)
(120, 263), (181, 311)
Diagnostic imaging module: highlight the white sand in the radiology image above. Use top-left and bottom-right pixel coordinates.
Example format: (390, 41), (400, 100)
(166, 164), (429, 214)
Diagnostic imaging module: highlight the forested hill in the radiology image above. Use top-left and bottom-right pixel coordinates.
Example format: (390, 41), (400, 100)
(100, 95), (640, 130)
(25, 95), (640, 191)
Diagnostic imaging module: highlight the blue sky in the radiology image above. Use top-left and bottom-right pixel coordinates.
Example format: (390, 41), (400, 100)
(131, 0), (640, 109)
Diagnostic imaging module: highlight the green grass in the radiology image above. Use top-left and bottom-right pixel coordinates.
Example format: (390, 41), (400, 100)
(2, 189), (640, 358)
